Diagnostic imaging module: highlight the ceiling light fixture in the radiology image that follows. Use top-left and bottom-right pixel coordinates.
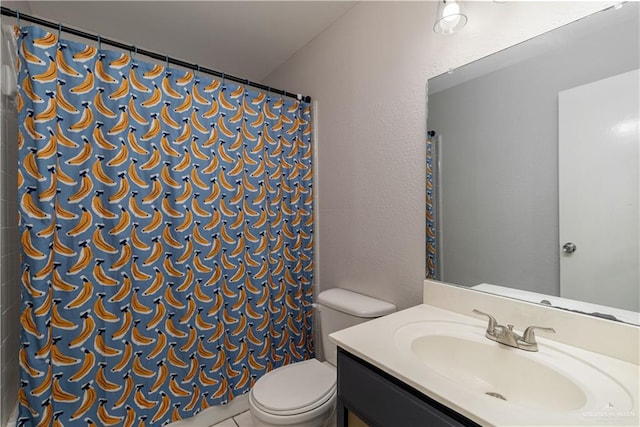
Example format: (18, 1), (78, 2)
(433, 0), (468, 35)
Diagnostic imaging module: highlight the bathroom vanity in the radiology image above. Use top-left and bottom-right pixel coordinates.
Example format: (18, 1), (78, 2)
(330, 281), (640, 426)
(336, 348), (478, 426)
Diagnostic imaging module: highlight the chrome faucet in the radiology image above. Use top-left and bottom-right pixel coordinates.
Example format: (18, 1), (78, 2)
(472, 309), (555, 352)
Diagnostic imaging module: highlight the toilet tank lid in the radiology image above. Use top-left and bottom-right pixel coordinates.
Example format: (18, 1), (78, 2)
(317, 289), (396, 318)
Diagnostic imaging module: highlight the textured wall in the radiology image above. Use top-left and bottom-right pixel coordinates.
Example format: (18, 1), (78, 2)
(264, 1), (610, 309)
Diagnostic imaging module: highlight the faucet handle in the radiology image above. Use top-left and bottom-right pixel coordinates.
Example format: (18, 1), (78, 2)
(472, 309), (497, 332)
(522, 326), (556, 344)
(505, 324), (527, 342)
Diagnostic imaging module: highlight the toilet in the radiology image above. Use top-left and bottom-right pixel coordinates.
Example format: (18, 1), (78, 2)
(248, 288), (396, 427)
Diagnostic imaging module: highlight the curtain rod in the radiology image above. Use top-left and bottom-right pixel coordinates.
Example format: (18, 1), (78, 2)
(0, 6), (311, 103)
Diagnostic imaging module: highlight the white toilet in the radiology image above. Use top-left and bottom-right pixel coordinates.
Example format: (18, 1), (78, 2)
(248, 288), (396, 427)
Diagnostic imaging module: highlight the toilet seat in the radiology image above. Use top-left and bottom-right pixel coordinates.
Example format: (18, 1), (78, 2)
(250, 359), (336, 416)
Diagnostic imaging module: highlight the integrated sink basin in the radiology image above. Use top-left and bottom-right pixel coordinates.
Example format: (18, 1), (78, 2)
(394, 321), (634, 414)
(331, 292), (640, 426)
(408, 334), (585, 411)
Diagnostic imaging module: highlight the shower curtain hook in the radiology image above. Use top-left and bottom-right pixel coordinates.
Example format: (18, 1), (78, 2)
(131, 45), (137, 60)
(97, 34), (101, 53)
(165, 54), (170, 71)
(15, 11), (20, 29)
(195, 64), (200, 79)
(57, 23), (62, 42)
(221, 73), (226, 88)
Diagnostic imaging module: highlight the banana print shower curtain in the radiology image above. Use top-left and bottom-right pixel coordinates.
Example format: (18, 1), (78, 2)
(16, 25), (314, 426)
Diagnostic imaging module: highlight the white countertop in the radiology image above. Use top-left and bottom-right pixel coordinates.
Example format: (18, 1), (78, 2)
(330, 304), (640, 426)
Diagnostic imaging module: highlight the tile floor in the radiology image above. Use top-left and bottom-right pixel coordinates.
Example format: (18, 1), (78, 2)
(7, 406), (339, 427)
(215, 409), (339, 427)
(4, 406), (253, 427)
(211, 410), (256, 427)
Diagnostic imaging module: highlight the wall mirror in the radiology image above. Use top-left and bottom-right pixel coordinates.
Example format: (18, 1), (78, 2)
(426, 3), (639, 325)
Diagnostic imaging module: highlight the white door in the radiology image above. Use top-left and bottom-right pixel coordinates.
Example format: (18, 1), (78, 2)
(559, 69), (639, 312)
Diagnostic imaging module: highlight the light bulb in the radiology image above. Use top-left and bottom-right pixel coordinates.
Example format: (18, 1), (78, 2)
(434, 0), (468, 35)
(443, 2), (460, 21)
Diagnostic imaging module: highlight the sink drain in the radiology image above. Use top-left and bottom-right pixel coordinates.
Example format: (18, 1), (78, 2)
(485, 392), (507, 401)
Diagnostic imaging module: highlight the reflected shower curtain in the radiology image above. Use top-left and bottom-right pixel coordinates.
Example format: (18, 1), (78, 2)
(426, 133), (437, 279)
(16, 25), (314, 426)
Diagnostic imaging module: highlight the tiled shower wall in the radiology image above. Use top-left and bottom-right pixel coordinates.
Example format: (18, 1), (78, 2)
(0, 22), (21, 426)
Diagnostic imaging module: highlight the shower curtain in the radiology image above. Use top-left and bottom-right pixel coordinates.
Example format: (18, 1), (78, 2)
(16, 25), (314, 426)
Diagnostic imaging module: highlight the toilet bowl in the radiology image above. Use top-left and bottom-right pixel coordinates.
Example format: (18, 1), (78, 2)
(249, 359), (336, 427)
(248, 288), (396, 427)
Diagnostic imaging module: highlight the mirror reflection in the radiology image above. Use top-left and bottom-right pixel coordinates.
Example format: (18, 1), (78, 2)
(426, 3), (639, 325)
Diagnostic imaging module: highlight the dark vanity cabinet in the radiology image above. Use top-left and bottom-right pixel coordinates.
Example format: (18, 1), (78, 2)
(336, 348), (480, 427)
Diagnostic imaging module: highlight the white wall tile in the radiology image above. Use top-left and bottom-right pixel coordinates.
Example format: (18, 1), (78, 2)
(0, 17), (21, 426)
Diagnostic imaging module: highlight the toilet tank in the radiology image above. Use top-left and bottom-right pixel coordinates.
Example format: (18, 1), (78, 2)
(317, 288), (396, 366)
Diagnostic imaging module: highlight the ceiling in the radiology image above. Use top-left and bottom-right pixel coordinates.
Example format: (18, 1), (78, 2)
(11, 1), (356, 81)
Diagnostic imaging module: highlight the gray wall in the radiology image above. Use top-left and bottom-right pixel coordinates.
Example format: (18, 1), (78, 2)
(428, 12), (639, 295)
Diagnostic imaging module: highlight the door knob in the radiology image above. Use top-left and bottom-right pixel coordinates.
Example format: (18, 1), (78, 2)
(562, 242), (577, 253)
